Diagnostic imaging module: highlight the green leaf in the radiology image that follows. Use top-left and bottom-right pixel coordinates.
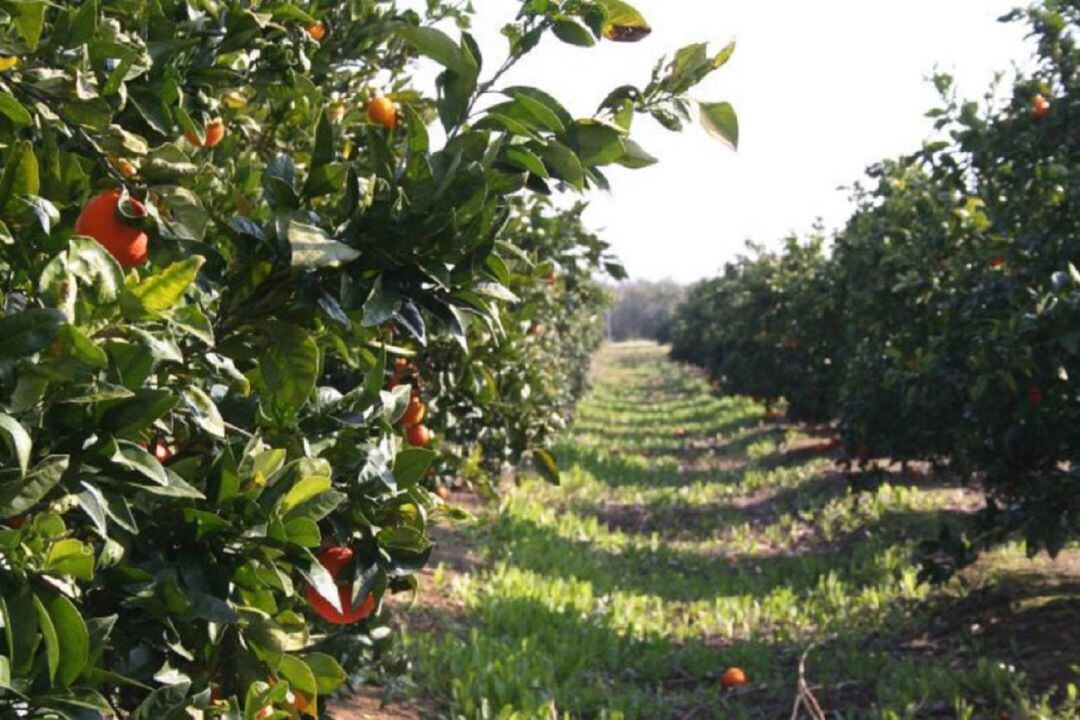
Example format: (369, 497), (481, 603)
(0, 308), (67, 359)
(155, 186), (208, 243)
(10, 0), (47, 49)
(69, 236), (125, 304)
(172, 305), (214, 345)
(393, 448), (436, 489)
(501, 146), (548, 177)
(0, 93), (32, 126)
(503, 87), (573, 129)
(0, 456), (69, 519)
(121, 256), (205, 318)
(258, 324), (319, 426)
(288, 221), (360, 268)
(539, 142), (585, 190)
(616, 139), (658, 169)
(31, 594), (59, 683)
(299, 551), (343, 614)
(553, 19), (596, 47)
(0, 413), (32, 477)
(396, 26), (472, 75)
(108, 439), (168, 486)
(572, 120), (626, 166)
(310, 108), (334, 171)
(129, 682), (190, 720)
(362, 275), (401, 327)
(101, 389), (178, 436)
(281, 475), (332, 515)
(595, 0), (651, 42)
(182, 386), (225, 438)
(284, 517), (320, 547)
(532, 448), (561, 485)
(302, 652), (346, 695)
(183, 508), (231, 540)
(699, 101), (739, 149)
(41, 593), (89, 688)
(0, 141), (39, 211)
(278, 654), (318, 702)
(45, 539), (95, 580)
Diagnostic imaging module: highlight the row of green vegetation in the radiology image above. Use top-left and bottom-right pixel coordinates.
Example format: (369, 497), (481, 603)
(402, 344), (1078, 719)
(670, 2), (1078, 571)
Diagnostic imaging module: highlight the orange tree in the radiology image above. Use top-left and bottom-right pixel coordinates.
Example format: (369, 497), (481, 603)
(670, 0), (1077, 570)
(419, 197), (621, 490)
(0, 0), (738, 716)
(670, 235), (841, 422)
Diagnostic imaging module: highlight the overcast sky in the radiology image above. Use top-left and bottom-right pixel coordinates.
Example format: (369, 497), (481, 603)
(404, 1), (1035, 283)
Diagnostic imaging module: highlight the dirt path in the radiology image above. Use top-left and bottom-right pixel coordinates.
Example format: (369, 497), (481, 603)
(333, 343), (1079, 719)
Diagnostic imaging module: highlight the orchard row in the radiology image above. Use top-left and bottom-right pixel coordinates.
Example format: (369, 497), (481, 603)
(671, 2), (1077, 571)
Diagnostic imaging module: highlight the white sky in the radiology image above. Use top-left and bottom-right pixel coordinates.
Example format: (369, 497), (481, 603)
(404, 1), (1034, 283)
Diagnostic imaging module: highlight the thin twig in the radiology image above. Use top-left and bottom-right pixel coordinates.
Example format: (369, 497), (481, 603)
(790, 644), (828, 720)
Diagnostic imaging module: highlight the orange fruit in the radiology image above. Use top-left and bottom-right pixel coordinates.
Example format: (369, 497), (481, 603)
(111, 157), (137, 178)
(989, 253), (1005, 269)
(292, 690), (312, 714)
(75, 190), (149, 269)
(407, 424), (432, 447)
(721, 667), (748, 688)
(304, 547), (377, 625)
(203, 119), (226, 148)
(306, 21), (327, 42)
(403, 394), (426, 428)
(1031, 94), (1050, 120)
(151, 437), (172, 463)
(185, 119), (226, 148)
(366, 96), (399, 130)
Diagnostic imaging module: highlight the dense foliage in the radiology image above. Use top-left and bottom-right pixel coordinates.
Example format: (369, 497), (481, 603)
(671, 0), (1078, 566)
(0, 0), (738, 716)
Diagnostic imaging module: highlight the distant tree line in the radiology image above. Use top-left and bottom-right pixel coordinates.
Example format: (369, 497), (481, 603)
(606, 279), (686, 342)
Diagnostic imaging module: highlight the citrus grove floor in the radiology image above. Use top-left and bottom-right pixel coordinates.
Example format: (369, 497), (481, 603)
(335, 343), (1079, 719)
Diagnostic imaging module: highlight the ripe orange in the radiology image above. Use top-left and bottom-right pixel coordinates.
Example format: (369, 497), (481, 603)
(1031, 94), (1051, 120)
(185, 119), (226, 148)
(306, 21), (327, 42)
(304, 546), (377, 625)
(203, 119), (226, 148)
(151, 437), (172, 463)
(407, 424), (432, 447)
(111, 157), (137, 178)
(435, 485), (451, 500)
(394, 357), (410, 373)
(366, 96), (399, 130)
(989, 253), (1005, 269)
(403, 394), (426, 428)
(292, 690), (312, 714)
(721, 667), (748, 688)
(75, 190), (149, 269)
